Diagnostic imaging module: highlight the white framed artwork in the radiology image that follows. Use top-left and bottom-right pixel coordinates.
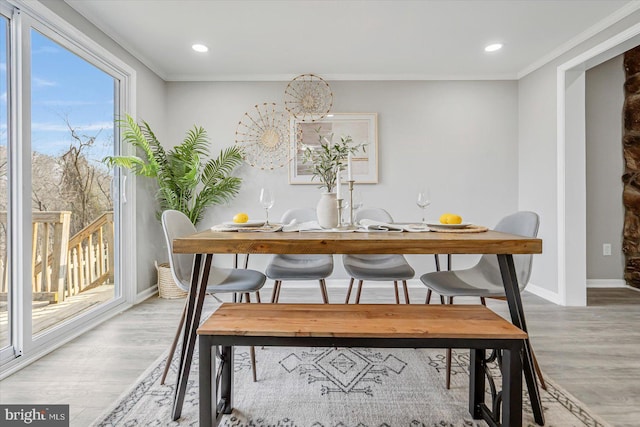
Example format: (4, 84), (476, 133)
(288, 113), (378, 185)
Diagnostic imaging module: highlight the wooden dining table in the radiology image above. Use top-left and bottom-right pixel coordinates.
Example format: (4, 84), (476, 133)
(170, 229), (544, 425)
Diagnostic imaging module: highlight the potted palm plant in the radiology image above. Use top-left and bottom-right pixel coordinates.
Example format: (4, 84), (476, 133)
(104, 114), (244, 297)
(104, 114), (243, 225)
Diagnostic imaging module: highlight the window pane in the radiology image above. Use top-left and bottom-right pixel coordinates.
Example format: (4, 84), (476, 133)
(0, 15), (9, 351)
(30, 29), (115, 337)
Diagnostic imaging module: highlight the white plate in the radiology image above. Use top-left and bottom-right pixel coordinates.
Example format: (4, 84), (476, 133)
(223, 220), (265, 227)
(426, 222), (472, 230)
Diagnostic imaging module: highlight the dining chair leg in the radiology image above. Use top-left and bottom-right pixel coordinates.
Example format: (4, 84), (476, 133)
(275, 280), (282, 303)
(345, 278), (354, 303)
(355, 280), (364, 304)
(445, 296), (454, 389)
(319, 279), (329, 303)
(270, 280), (280, 303)
(402, 280), (410, 304)
(243, 295), (257, 382)
(431, 254), (441, 305)
(445, 348), (452, 390)
(161, 297), (188, 385)
(480, 297), (486, 306)
(255, 291), (261, 303)
(394, 281), (400, 304)
(249, 346), (257, 382)
(532, 347), (547, 391)
(244, 292), (251, 303)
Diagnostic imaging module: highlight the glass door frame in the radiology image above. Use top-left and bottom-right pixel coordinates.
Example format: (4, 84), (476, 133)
(0, 2), (16, 364)
(0, 0), (137, 374)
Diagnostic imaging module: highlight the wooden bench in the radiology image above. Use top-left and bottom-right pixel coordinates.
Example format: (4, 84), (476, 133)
(197, 304), (527, 427)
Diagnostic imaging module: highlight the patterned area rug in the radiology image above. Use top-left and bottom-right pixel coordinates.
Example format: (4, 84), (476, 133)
(93, 346), (610, 427)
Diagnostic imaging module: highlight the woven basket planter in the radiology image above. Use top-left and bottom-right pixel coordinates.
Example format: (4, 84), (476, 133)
(156, 262), (187, 299)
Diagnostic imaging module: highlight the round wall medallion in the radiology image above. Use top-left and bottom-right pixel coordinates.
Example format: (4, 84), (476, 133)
(284, 73), (333, 122)
(235, 103), (290, 170)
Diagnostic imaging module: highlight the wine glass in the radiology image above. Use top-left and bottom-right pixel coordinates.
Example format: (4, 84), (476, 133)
(259, 187), (275, 226)
(342, 191), (363, 225)
(416, 186), (431, 226)
(351, 190), (364, 211)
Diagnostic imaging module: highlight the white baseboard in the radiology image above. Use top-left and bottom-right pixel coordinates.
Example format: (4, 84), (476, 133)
(586, 279), (626, 288)
(524, 282), (563, 305)
(135, 285), (158, 304)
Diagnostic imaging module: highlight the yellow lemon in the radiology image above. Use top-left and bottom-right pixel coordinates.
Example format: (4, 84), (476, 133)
(439, 213), (463, 224)
(233, 212), (249, 223)
(448, 214), (463, 224)
(439, 213), (453, 224)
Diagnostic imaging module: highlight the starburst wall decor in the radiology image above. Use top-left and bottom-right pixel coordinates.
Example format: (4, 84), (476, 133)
(284, 73), (333, 122)
(235, 102), (290, 170)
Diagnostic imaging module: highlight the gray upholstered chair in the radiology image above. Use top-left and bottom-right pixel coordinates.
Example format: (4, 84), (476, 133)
(160, 210), (266, 384)
(420, 211), (545, 389)
(266, 208), (334, 303)
(343, 208), (415, 304)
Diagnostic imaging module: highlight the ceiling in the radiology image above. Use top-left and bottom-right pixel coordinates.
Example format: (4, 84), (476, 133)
(64, 0), (637, 81)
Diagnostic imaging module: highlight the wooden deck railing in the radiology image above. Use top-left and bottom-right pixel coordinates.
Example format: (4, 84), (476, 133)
(65, 212), (114, 298)
(0, 211), (114, 303)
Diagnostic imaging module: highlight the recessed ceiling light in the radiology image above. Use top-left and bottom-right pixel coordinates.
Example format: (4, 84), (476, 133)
(192, 43), (209, 53)
(484, 43), (503, 53)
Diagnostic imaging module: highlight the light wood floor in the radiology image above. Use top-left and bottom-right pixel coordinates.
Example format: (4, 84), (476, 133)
(0, 286), (639, 427)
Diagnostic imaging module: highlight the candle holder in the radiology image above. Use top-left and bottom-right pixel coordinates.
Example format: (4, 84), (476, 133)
(348, 180), (355, 226)
(336, 198), (344, 229)
(336, 180), (359, 230)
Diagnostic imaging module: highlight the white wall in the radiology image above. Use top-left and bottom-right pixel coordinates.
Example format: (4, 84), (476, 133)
(518, 9), (640, 303)
(585, 55), (625, 281)
(165, 80), (519, 278)
(39, 0), (167, 293)
(518, 65), (560, 298)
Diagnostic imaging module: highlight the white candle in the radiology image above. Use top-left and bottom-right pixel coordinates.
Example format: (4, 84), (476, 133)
(336, 169), (342, 199)
(347, 153), (353, 181)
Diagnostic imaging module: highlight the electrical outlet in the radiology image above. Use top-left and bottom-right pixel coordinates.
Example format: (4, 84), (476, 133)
(603, 243), (612, 256)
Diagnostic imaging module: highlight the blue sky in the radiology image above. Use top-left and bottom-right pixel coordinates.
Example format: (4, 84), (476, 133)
(31, 29), (114, 163)
(1, 26), (115, 164)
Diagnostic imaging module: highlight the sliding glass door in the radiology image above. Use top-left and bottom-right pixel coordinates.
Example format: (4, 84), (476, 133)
(0, 1), (135, 370)
(0, 11), (9, 357)
(29, 29), (117, 337)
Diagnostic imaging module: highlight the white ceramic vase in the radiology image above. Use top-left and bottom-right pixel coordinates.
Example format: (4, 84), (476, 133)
(316, 192), (339, 229)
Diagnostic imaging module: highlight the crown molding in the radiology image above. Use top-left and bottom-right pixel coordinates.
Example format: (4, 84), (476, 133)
(517, 0), (640, 79)
(61, 0), (169, 81)
(164, 72), (518, 82)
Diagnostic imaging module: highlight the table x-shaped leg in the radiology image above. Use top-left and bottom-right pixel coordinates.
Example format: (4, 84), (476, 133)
(172, 253), (213, 421)
(497, 254), (545, 426)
